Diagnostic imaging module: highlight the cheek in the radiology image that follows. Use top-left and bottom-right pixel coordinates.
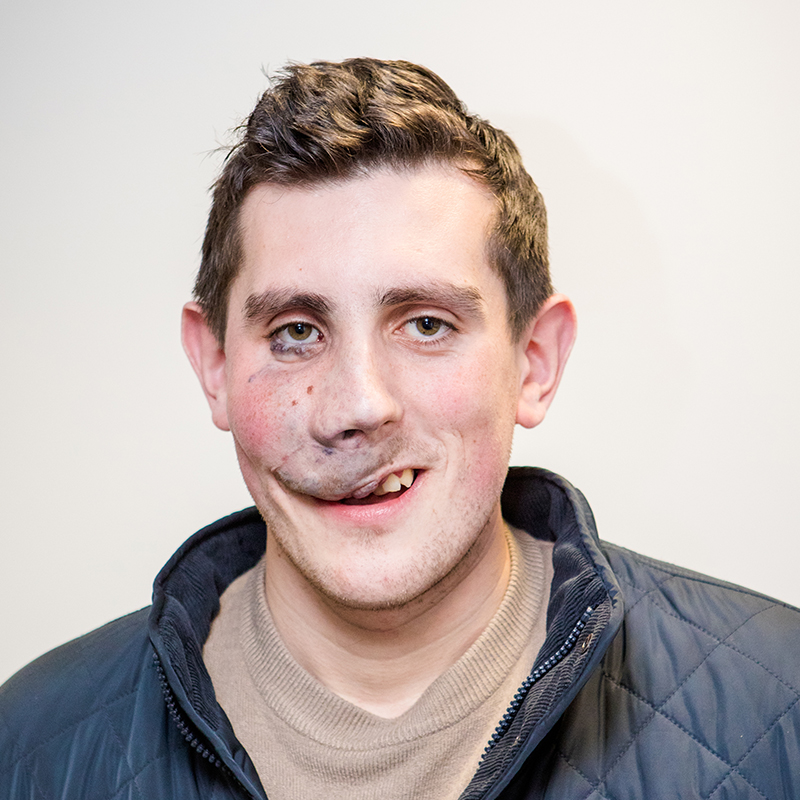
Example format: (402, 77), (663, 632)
(408, 356), (518, 500)
(415, 353), (518, 436)
(226, 372), (308, 461)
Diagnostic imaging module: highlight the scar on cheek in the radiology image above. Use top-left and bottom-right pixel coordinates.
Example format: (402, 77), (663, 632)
(307, 385), (314, 394)
(248, 367), (272, 383)
(291, 400), (298, 406)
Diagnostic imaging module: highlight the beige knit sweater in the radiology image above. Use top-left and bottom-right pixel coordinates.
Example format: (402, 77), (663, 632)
(203, 526), (552, 799)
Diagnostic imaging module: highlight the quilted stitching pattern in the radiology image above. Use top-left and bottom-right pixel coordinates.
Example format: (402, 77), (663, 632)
(0, 612), (246, 800)
(547, 545), (800, 800)
(6, 476), (798, 799)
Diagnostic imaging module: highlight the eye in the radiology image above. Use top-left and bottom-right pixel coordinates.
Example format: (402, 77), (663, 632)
(404, 315), (455, 342)
(270, 321), (323, 356)
(282, 322), (317, 342)
(414, 317), (442, 336)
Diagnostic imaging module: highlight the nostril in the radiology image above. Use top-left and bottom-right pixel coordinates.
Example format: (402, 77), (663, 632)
(315, 427), (367, 449)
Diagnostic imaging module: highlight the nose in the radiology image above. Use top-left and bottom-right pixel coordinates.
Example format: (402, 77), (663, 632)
(311, 342), (402, 448)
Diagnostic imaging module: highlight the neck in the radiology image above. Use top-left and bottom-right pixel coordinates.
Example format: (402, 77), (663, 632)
(264, 515), (511, 718)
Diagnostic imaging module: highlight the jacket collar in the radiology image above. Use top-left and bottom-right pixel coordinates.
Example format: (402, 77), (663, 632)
(468, 467), (624, 798)
(148, 468), (624, 796)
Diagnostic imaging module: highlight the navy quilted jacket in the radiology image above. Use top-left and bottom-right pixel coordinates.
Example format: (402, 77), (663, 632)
(3, 469), (799, 798)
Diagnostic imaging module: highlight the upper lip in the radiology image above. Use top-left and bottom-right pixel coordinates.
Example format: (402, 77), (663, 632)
(325, 466), (418, 502)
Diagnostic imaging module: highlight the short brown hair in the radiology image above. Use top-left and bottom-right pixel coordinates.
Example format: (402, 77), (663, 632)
(194, 58), (552, 343)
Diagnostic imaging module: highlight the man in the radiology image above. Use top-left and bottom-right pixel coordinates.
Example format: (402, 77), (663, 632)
(2, 58), (799, 799)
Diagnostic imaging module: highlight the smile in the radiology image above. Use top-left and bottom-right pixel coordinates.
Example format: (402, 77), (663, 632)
(339, 468), (416, 506)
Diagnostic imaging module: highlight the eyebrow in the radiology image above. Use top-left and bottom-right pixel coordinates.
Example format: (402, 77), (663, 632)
(377, 282), (486, 319)
(241, 280), (486, 327)
(243, 289), (332, 326)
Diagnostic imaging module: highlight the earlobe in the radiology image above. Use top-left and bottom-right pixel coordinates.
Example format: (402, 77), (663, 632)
(515, 294), (577, 429)
(181, 302), (231, 432)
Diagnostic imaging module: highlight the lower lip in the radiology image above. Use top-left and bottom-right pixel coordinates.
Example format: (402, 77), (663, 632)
(312, 472), (423, 525)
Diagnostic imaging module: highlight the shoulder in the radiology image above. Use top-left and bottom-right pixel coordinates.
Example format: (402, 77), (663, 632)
(0, 609), (158, 795)
(602, 541), (800, 696)
(580, 543), (800, 797)
(1, 607), (153, 722)
(602, 541), (800, 655)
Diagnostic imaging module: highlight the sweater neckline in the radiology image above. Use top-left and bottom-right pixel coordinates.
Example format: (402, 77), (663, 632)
(238, 525), (549, 749)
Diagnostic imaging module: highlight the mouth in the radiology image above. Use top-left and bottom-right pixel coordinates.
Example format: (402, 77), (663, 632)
(338, 468), (417, 506)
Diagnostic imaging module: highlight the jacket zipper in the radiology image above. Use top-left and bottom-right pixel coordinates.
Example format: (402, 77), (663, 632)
(482, 605), (595, 756)
(154, 605), (594, 794)
(153, 652), (236, 776)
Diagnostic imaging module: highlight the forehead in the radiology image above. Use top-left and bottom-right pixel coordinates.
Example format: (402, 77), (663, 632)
(231, 165), (505, 317)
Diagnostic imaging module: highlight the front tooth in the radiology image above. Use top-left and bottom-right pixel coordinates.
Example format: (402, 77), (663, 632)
(382, 473), (402, 493)
(399, 468), (414, 488)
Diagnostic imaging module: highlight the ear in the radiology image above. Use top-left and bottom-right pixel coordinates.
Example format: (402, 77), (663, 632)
(181, 302), (230, 431)
(515, 294), (577, 429)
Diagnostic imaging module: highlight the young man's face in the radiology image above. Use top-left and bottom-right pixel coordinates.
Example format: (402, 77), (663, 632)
(191, 165), (543, 611)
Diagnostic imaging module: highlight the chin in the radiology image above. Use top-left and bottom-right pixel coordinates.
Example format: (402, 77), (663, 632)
(260, 470), (504, 614)
(298, 529), (486, 615)
(306, 559), (444, 613)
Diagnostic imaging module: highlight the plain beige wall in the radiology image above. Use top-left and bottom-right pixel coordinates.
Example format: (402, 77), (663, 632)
(2, 0), (798, 684)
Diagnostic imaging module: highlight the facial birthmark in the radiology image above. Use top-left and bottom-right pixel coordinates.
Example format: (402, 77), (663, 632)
(307, 385), (314, 394)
